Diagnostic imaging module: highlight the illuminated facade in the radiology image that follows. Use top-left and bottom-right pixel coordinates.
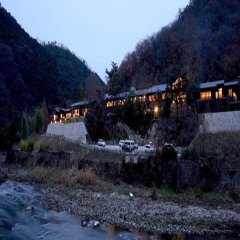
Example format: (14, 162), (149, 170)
(196, 80), (240, 112)
(51, 78), (240, 122)
(104, 84), (167, 111)
(105, 79), (240, 114)
(51, 101), (90, 122)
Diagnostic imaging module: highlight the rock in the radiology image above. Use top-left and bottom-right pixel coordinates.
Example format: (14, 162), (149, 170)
(93, 221), (100, 227)
(25, 205), (34, 211)
(81, 219), (88, 227)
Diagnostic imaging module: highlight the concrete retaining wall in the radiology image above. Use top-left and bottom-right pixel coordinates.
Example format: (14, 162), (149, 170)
(201, 111), (240, 133)
(46, 122), (87, 143)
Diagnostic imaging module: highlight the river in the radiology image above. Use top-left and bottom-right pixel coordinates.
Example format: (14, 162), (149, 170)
(0, 180), (239, 240)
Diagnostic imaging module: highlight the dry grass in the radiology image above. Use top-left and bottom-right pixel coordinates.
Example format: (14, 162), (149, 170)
(190, 131), (240, 157)
(31, 134), (124, 163)
(32, 134), (83, 152)
(29, 166), (99, 187)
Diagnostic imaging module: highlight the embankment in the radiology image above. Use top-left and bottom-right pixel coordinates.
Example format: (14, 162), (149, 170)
(5, 150), (240, 193)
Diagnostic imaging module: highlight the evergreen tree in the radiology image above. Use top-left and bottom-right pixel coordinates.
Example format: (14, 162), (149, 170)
(42, 98), (49, 131)
(0, 114), (19, 150)
(106, 62), (122, 95)
(21, 111), (29, 139)
(77, 84), (85, 101)
(35, 107), (44, 134)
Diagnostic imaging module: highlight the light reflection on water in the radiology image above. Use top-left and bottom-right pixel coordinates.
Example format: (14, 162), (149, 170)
(0, 180), (239, 240)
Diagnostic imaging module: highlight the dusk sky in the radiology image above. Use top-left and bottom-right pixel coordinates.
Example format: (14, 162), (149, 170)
(1, 1), (189, 82)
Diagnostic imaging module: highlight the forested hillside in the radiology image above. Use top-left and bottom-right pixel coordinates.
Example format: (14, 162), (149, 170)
(116, 0), (240, 91)
(0, 6), (104, 131)
(45, 43), (105, 106)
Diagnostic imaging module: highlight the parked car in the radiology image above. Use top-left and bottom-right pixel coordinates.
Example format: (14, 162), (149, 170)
(122, 140), (135, 152)
(144, 144), (155, 153)
(119, 140), (125, 147)
(98, 139), (106, 147)
(163, 143), (177, 153)
(148, 141), (153, 146)
(133, 142), (138, 149)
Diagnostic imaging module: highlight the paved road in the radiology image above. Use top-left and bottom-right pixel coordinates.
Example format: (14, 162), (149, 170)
(91, 144), (154, 154)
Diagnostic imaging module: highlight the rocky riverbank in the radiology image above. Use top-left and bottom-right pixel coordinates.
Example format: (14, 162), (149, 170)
(1, 154), (240, 235)
(35, 182), (240, 235)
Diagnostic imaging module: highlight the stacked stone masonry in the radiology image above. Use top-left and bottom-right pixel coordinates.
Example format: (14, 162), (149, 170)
(46, 122), (87, 143)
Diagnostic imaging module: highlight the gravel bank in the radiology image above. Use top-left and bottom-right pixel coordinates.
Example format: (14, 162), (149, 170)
(1, 156), (240, 235)
(38, 184), (240, 235)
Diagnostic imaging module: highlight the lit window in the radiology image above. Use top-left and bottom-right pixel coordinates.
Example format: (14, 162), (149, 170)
(218, 88), (222, 98)
(228, 89), (233, 96)
(233, 92), (237, 101)
(107, 101), (113, 107)
(200, 91), (211, 99)
(66, 113), (71, 119)
(149, 95), (155, 102)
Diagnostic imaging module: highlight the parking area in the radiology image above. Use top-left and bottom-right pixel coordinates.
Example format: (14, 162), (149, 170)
(91, 143), (156, 155)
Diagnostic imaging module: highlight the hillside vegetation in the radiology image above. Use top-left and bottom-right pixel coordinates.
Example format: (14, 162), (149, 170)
(115, 0), (240, 91)
(0, 6), (104, 131)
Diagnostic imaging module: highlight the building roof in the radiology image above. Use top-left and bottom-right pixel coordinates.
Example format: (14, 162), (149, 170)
(104, 84), (167, 100)
(54, 107), (71, 113)
(104, 92), (129, 100)
(224, 80), (238, 86)
(200, 80), (224, 89)
(148, 84), (167, 93)
(69, 101), (90, 107)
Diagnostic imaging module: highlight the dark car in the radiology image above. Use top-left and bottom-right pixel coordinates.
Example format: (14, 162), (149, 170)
(163, 143), (177, 153)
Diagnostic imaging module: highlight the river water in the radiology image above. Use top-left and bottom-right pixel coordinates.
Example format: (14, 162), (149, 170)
(0, 180), (239, 240)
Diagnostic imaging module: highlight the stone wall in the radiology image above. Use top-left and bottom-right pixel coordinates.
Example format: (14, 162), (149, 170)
(46, 122), (88, 143)
(200, 111), (240, 133)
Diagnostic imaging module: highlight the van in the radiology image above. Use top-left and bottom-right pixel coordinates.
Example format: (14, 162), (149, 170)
(122, 140), (135, 152)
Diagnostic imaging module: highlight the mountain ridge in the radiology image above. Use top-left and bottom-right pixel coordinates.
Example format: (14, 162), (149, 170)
(0, 5), (104, 129)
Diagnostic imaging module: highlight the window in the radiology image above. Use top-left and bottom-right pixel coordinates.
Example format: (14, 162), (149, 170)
(149, 95), (155, 102)
(215, 88), (222, 98)
(200, 91), (211, 99)
(139, 95), (146, 102)
(107, 101), (113, 107)
(233, 92), (237, 101)
(66, 113), (71, 119)
(73, 109), (79, 117)
(228, 89), (233, 96)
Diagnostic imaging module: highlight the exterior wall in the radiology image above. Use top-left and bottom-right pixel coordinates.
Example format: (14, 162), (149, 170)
(200, 111), (240, 133)
(46, 122), (88, 143)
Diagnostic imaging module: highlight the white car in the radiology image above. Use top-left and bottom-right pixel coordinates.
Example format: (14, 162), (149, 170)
(98, 139), (106, 147)
(119, 140), (125, 147)
(122, 140), (135, 152)
(144, 144), (155, 153)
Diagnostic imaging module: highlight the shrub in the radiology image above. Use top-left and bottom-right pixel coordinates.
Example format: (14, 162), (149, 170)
(39, 142), (45, 152)
(27, 139), (34, 151)
(161, 146), (177, 161)
(20, 139), (34, 151)
(181, 148), (198, 159)
(20, 139), (27, 151)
